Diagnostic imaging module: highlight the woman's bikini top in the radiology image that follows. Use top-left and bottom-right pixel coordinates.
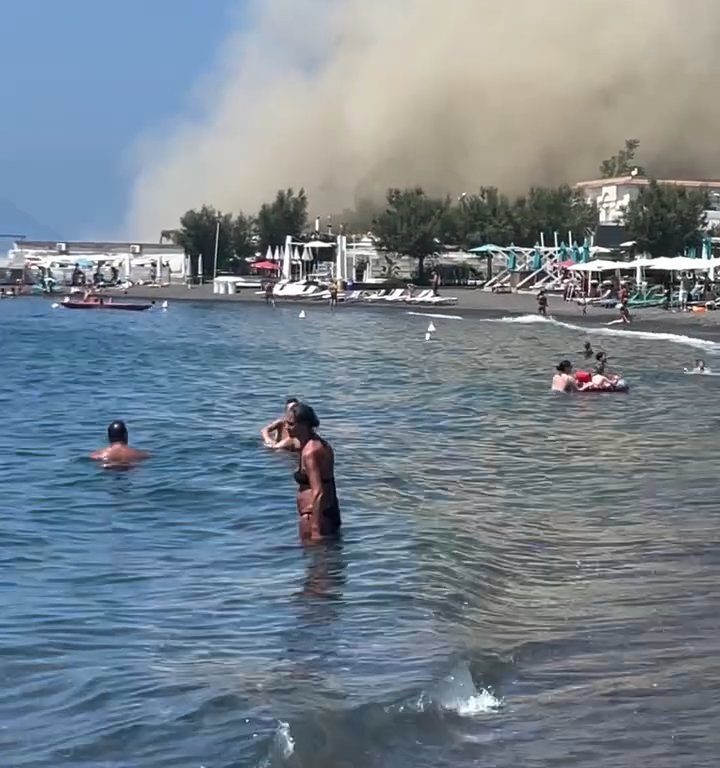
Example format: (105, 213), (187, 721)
(294, 436), (335, 490)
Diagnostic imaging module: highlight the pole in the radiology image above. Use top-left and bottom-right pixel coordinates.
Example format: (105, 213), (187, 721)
(212, 218), (221, 280)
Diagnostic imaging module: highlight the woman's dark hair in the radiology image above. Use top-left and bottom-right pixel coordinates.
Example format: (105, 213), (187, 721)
(286, 396), (299, 407)
(595, 351), (606, 361)
(556, 360), (572, 374)
(290, 402), (319, 429)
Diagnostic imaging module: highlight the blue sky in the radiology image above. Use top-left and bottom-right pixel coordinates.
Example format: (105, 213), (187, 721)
(0, 0), (240, 240)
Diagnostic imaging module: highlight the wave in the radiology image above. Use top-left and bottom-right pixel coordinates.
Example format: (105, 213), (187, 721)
(253, 663), (501, 767)
(483, 314), (720, 353)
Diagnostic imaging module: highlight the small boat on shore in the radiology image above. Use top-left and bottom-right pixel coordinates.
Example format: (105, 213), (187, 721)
(60, 294), (152, 311)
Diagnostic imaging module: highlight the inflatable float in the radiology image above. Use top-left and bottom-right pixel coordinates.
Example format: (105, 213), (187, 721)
(575, 370), (629, 393)
(578, 378), (629, 393)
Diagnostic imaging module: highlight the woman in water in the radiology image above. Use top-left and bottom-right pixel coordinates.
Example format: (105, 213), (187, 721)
(552, 360), (584, 392)
(261, 397), (300, 451)
(286, 402), (341, 542)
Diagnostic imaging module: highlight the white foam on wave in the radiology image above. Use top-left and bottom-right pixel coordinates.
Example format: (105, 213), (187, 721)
(483, 314), (720, 353)
(275, 721), (295, 759)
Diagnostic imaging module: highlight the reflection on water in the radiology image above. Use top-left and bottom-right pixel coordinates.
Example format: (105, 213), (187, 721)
(1, 298), (720, 768)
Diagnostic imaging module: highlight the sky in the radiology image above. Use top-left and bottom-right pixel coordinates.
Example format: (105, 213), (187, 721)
(0, 0), (239, 241)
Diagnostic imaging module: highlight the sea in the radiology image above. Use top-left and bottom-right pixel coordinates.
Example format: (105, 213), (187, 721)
(2, 297), (720, 768)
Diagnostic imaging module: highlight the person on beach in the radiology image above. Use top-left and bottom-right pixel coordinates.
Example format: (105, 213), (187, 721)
(537, 290), (548, 317)
(264, 282), (275, 306)
(329, 280), (338, 309)
(286, 402), (341, 542)
(619, 301), (631, 324)
(90, 420), (149, 465)
(261, 397), (301, 451)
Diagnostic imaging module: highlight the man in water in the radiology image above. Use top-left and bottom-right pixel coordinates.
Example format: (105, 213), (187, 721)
(582, 341), (594, 359)
(261, 397), (301, 451)
(90, 420), (149, 465)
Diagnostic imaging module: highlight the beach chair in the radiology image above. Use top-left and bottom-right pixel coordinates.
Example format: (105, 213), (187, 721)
(365, 289), (392, 302)
(404, 289), (435, 303)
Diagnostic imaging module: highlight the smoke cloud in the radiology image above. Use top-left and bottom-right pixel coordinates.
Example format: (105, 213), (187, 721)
(125, 0), (720, 238)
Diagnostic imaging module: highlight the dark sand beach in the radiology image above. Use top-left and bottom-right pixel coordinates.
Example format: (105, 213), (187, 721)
(108, 283), (720, 341)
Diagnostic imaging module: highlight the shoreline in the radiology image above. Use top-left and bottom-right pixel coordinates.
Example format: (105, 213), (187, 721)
(51, 284), (720, 341)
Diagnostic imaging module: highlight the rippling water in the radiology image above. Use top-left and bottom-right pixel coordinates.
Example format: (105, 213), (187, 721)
(2, 297), (720, 767)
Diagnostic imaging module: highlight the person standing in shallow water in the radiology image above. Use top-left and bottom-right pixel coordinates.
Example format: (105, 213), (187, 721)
(90, 420), (149, 465)
(286, 403), (341, 542)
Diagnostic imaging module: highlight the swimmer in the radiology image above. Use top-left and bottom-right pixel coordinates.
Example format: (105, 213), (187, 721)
(90, 420), (149, 465)
(261, 397), (301, 451)
(685, 359), (710, 374)
(286, 402), (341, 542)
(582, 341), (594, 359)
(552, 360), (589, 392)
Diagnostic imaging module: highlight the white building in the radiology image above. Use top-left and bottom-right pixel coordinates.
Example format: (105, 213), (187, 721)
(7, 240), (187, 280)
(574, 176), (720, 228)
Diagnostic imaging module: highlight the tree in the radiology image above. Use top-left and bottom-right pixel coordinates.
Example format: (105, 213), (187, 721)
(510, 186), (598, 246)
(256, 188), (308, 251)
(452, 187), (515, 249)
(230, 212), (256, 274)
(623, 180), (708, 256)
(600, 138), (645, 179)
(165, 206), (235, 278)
(373, 187), (448, 281)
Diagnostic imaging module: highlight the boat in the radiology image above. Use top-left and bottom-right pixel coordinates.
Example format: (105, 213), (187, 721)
(59, 294), (152, 311)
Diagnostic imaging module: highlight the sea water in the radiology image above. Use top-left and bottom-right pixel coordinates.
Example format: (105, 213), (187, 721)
(1, 298), (719, 767)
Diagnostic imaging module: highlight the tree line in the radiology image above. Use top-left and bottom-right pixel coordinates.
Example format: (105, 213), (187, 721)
(163, 141), (712, 279)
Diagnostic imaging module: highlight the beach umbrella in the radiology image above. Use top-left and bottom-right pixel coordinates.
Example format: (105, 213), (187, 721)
(468, 244), (502, 253)
(568, 259), (620, 272)
(507, 247), (517, 272)
(648, 256), (710, 271)
(530, 245), (542, 271)
(265, 246), (273, 261)
(253, 260), (279, 271)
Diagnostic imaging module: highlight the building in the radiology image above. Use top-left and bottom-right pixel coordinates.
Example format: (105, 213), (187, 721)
(575, 176), (720, 227)
(6, 240), (187, 280)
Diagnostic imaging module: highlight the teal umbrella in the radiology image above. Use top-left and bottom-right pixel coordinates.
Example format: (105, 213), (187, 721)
(582, 238), (590, 263)
(571, 242), (581, 263)
(703, 236), (713, 260)
(531, 244), (542, 271)
(507, 245), (517, 272)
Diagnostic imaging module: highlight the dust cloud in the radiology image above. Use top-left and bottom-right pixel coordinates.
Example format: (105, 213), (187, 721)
(124, 0), (720, 238)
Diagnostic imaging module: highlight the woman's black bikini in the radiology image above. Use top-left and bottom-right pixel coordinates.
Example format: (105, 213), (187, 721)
(294, 436), (341, 533)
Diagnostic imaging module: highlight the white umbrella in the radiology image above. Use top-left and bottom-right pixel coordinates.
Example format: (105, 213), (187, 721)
(305, 240), (334, 248)
(648, 256), (710, 271)
(568, 259), (620, 272)
(265, 246), (273, 261)
(590, 246), (613, 255)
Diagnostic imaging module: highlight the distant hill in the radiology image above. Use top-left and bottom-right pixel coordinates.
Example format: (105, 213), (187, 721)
(0, 196), (61, 242)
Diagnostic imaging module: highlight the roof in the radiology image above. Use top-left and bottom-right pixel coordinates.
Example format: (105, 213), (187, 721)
(575, 176), (720, 190)
(14, 240), (183, 253)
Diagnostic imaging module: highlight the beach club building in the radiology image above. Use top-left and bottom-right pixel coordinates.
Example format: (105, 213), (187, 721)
(7, 240), (187, 282)
(574, 175), (720, 247)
